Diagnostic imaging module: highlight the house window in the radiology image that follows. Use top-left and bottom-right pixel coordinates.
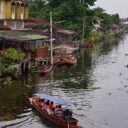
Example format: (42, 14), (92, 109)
(11, 6), (15, 14)
(20, 7), (24, 14)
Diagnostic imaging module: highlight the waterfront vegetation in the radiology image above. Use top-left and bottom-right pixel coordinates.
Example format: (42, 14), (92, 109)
(86, 32), (100, 42)
(0, 48), (25, 85)
(103, 34), (116, 42)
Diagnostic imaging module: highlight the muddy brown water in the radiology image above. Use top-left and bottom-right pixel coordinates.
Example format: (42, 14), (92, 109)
(1, 34), (128, 128)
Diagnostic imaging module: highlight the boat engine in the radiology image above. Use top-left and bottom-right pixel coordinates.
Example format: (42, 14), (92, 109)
(63, 109), (73, 121)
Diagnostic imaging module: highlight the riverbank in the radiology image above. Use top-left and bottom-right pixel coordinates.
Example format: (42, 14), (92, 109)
(0, 32), (123, 86)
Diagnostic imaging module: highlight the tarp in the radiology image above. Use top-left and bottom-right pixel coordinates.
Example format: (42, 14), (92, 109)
(33, 93), (75, 105)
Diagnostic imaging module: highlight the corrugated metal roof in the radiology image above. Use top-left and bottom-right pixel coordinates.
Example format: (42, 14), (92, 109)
(20, 35), (47, 40)
(0, 30), (48, 41)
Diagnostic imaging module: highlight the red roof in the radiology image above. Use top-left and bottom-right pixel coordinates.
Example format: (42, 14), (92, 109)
(24, 18), (50, 28)
(24, 22), (37, 27)
(29, 18), (50, 25)
(24, 18), (75, 35)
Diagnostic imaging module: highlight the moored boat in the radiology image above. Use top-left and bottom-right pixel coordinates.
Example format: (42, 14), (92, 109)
(54, 54), (77, 66)
(40, 65), (52, 73)
(66, 55), (77, 65)
(29, 93), (80, 128)
(55, 57), (67, 66)
(85, 42), (95, 47)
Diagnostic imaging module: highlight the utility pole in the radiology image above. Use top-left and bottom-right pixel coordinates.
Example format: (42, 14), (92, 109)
(50, 11), (53, 65)
(82, 16), (85, 45)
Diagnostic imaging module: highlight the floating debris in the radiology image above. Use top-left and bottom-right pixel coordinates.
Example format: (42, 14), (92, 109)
(88, 86), (102, 90)
(119, 73), (122, 75)
(124, 64), (128, 68)
(125, 54), (128, 56)
(124, 85), (128, 88)
(108, 92), (112, 95)
(117, 88), (124, 91)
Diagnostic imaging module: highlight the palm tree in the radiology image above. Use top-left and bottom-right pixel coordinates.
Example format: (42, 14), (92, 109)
(29, 0), (47, 17)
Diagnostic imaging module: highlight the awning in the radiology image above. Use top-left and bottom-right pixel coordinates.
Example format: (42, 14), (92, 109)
(33, 93), (75, 105)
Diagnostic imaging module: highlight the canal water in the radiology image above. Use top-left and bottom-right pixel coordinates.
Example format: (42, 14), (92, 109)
(1, 34), (128, 128)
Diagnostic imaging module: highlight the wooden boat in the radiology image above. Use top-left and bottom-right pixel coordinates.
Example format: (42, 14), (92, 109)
(40, 65), (52, 73)
(29, 93), (80, 128)
(54, 56), (67, 66)
(66, 55), (77, 65)
(85, 42), (95, 47)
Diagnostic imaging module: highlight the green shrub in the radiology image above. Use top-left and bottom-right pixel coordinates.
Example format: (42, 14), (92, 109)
(1, 48), (25, 63)
(86, 32), (100, 42)
(0, 77), (15, 86)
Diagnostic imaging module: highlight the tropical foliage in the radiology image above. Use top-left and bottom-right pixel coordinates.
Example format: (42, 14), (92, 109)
(0, 48), (25, 85)
(92, 7), (121, 30)
(1, 48), (25, 63)
(86, 32), (100, 42)
(29, 0), (96, 36)
(29, 0), (47, 17)
(29, 0), (121, 38)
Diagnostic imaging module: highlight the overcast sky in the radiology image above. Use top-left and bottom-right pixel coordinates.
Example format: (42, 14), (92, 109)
(94, 0), (127, 18)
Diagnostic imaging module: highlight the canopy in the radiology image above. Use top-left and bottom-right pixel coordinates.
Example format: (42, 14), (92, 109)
(33, 93), (75, 105)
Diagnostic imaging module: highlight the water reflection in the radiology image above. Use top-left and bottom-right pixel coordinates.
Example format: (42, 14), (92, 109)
(1, 35), (128, 128)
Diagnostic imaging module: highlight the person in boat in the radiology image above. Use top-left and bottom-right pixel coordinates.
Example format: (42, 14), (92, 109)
(63, 109), (73, 121)
(44, 65), (47, 68)
(34, 97), (41, 104)
(49, 101), (56, 109)
(55, 105), (63, 118)
(50, 107), (56, 115)
(40, 99), (45, 107)
(42, 102), (51, 114)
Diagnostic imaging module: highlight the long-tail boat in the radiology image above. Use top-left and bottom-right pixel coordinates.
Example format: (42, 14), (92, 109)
(66, 57), (77, 65)
(40, 65), (52, 73)
(29, 93), (80, 128)
(66, 55), (77, 65)
(54, 54), (77, 66)
(55, 57), (67, 66)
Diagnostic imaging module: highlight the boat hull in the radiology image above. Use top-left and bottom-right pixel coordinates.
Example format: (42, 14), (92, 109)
(66, 59), (77, 65)
(40, 65), (52, 73)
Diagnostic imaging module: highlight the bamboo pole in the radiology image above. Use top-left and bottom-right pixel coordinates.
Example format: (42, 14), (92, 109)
(81, 16), (85, 46)
(50, 11), (53, 65)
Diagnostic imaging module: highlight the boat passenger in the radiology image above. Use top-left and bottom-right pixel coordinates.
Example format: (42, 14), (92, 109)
(63, 109), (73, 121)
(55, 105), (63, 118)
(35, 97), (42, 105)
(40, 99), (45, 107)
(49, 101), (56, 109)
(43, 102), (50, 114)
(50, 108), (56, 115)
(44, 99), (49, 104)
(42, 102), (48, 110)
(34, 97), (40, 102)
